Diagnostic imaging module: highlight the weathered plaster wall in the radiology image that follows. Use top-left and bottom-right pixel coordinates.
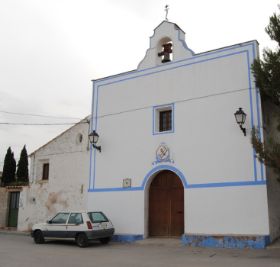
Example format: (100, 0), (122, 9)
(263, 102), (280, 241)
(0, 188), (8, 228)
(17, 120), (90, 231)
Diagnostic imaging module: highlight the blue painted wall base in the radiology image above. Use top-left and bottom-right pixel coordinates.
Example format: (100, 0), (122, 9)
(181, 234), (270, 249)
(112, 234), (144, 243)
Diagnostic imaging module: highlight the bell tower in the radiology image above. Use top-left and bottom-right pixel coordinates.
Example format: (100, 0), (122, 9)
(138, 21), (194, 70)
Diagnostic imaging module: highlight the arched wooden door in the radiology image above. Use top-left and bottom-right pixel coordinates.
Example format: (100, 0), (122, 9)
(149, 170), (184, 237)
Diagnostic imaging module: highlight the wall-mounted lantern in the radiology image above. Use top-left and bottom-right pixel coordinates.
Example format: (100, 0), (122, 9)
(234, 108), (247, 136)
(88, 130), (101, 152)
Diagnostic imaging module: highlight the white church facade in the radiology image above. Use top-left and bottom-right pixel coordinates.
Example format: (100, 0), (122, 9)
(8, 20), (280, 249)
(87, 21), (274, 248)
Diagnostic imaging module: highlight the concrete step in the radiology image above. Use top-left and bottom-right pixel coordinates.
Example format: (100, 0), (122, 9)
(136, 237), (182, 247)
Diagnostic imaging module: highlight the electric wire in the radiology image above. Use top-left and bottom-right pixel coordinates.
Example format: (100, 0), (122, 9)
(95, 86), (258, 119)
(0, 122), (84, 126)
(0, 86), (258, 126)
(0, 110), (81, 120)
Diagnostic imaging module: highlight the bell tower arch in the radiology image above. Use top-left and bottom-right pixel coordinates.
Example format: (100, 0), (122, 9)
(138, 21), (194, 70)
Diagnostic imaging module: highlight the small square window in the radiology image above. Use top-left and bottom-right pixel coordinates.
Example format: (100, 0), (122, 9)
(153, 104), (174, 134)
(42, 163), (49, 180)
(159, 110), (172, 132)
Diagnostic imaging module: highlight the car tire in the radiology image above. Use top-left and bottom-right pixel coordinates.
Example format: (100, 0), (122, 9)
(76, 233), (88, 247)
(33, 230), (45, 244)
(99, 237), (111, 244)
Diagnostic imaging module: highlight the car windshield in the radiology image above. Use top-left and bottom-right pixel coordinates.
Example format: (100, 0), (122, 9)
(88, 212), (108, 223)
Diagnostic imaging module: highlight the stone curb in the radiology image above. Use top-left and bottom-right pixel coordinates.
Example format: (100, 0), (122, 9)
(0, 230), (30, 236)
(267, 242), (280, 249)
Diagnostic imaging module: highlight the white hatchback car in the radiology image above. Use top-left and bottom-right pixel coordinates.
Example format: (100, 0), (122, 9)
(31, 211), (114, 247)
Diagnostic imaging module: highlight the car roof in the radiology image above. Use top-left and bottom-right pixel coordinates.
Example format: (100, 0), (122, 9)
(57, 211), (103, 213)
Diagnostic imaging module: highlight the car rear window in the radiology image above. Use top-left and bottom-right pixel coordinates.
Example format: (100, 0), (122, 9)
(88, 212), (108, 223)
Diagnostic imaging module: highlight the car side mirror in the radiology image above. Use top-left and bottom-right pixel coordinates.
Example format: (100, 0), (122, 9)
(47, 220), (52, 224)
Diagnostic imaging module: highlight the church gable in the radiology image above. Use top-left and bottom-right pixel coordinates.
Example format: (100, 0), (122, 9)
(138, 21), (194, 70)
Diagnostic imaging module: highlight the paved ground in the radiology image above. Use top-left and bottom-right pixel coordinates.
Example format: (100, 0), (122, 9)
(0, 233), (280, 267)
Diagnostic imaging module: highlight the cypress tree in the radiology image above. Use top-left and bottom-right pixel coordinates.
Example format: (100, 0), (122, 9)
(1, 147), (16, 186)
(16, 145), (29, 184)
(252, 11), (280, 106)
(11, 152), (16, 183)
(251, 8), (280, 180)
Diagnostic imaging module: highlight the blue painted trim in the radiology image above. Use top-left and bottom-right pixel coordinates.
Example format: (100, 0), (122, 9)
(88, 164), (266, 192)
(152, 103), (175, 135)
(245, 42), (265, 182)
(89, 145), (93, 190)
(99, 42), (255, 84)
(88, 165), (187, 192)
(187, 180), (266, 189)
(252, 42), (265, 181)
(181, 234), (270, 249)
(94, 43), (259, 95)
(142, 165), (188, 188)
(95, 43), (257, 88)
(98, 50), (248, 89)
(88, 180), (266, 193)
(112, 234), (144, 243)
(89, 82), (99, 190)
(88, 180), (266, 192)
(176, 26), (195, 55)
(89, 41), (265, 192)
(95, 85), (99, 130)
(137, 41), (256, 81)
(88, 82), (94, 190)
(246, 50), (257, 181)
(88, 187), (142, 192)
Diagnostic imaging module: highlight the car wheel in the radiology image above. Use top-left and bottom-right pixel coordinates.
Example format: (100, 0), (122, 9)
(76, 233), (88, 247)
(34, 230), (45, 244)
(99, 237), (111, 244)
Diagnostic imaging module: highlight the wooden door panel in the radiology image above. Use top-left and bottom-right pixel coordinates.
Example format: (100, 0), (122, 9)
(149, 186), (169, 236)
(170, 187), (184, 236)
(149, 171), (184, 237)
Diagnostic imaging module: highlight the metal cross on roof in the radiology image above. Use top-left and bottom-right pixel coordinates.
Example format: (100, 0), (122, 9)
(165, 5), (169, 21)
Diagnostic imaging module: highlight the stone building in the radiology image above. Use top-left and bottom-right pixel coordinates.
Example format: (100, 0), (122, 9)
(16, 118), (90, 231)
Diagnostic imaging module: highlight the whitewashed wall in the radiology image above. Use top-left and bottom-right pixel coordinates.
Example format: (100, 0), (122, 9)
(0, 188), (8, 228)
(17, 120), (90, 231)
(88, 21), (269, 238)
(185, 186), (269, 235)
